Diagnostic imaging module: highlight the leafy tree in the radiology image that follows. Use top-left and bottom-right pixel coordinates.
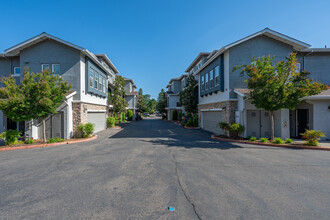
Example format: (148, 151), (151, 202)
(156, 89), (167, 114)
(0, 69), (71, 142)
(136, 88), (145, 113)
(143, 94), (151, 112)
(234, 53), (326, 140)
(109, 76), (128, 116)
(179, 74), (198, 115)
(147, 98), (157, 113)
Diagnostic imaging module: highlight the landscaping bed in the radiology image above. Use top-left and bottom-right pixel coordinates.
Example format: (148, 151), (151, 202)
(211, 135), (330, 151)
(0, 135), (98, 151)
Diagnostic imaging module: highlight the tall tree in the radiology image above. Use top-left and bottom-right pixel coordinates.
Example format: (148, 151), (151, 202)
(0, 69), (71, 142)
(147, 98), (157, 113)
(234, 53), (326, 140)
(136, 88), (145, 113)
(156, 89), (167, 114)
(179, 74), (198, 115)
(109, 76), (128, 116)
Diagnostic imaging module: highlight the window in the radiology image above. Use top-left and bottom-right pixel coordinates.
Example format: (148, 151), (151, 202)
(103, 78), (106, 93)
(99, 75), (102, 91)
(89, 69), (94, 88)
(94, 72), (98, 89)
(205, 72), (209, 90)
(296, 62), (301, 73)
(215, 66), (220, 86)
(13, 67), (20, 76)
(201, 75), (205, 91)
(209, 70), (214, 88)
(41, 64), (50, 72)
(52, 64), (60, 75)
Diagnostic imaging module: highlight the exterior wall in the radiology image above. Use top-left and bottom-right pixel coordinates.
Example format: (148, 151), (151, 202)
(297, 52), (330, 85)
(19, 39), (82, 99)
(309, 100), (330, 140)
(198, 100), (237, 126)
(126, 95), (135, 109)
(229, 35), (294, 98)
(124, 81), (132, 94)
(172, 80), (181, 94)
(0, 110), (3, 134)
(168, 95), (179, 108)
(72, 102), (108, 137)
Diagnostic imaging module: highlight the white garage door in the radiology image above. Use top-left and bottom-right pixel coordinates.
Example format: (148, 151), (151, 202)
(87, 112), (106, 133)
(202, 111), (223, 135)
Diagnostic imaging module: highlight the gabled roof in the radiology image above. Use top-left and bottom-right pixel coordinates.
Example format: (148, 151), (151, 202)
(193, 28), (311, 76)
(185, 52), (211, 72)
(123, 77), (135, 85)
(3, 32), (118, 76)
(95, 54), (119, 73)
(168, 76), (181, 84)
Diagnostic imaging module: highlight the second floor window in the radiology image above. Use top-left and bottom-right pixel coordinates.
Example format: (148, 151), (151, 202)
(52, 64), (60, 75)
(210, 70), (214, 88)
(89, 69), (94, 88)
(94, 72), (98, 89)
(205, 72), (209, 90)
(201, 75), (205, 91)
(215, 66), (220, 86)
(13, 67), (20, 76)
(41, 64), (50, 72)
(99, 75), (102, 91)
(103, 78), (106, 93)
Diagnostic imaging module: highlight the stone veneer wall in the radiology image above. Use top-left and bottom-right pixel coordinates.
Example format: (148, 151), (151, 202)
(72, 102), (108, 137)
(198, 100), (238, 126)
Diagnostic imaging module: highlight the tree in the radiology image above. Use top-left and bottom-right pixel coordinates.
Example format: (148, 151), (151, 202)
(109, 76), (128, 116)
(234, 53), (326, 140)
(156, 89), (167, 114)
(0, 69), (71, 142)
(147, 98), (157, 113)
(179, 74), (198, 115)
(136, 88), (145, 113)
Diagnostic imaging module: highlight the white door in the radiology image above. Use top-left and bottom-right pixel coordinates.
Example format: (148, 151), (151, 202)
(202, 111), (223, 135)
(247, 110), (260, 138)
(87, 112), (106, 133)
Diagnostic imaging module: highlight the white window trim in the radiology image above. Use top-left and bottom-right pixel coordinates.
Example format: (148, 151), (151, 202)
(13, 67), (20, 76)
(52, 64), (60, 75)
(41, 64), (50, 72)
(94, 72), (98, 89)
(89, 69), (94, 88)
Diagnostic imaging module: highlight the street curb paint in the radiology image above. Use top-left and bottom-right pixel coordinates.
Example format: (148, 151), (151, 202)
(0, 135), (98, 152)
(211, 135), (330, 151)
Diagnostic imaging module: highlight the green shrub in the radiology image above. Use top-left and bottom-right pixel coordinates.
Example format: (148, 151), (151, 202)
(193, 115), (199, 127)
(0, 129), (22, 145)
(172, 110), (178, 121)
(162, 114), (167, 120)
(178, 112), (183, 121)
(127, 110), (133, 121)
(78, 123), (95, 138)
(285, 138), (293, 144)
(273, 137), (284, 144)
(301, 129), (325, 146)
(219, 122), (244, 137)
(187, 113), (192, 118)
(249, 136), (257, 141)
(107, 117), (116, 127)
(121, 112), (126, 122)
(25, 139), (34, 144)
(49, 137), (64, 143)
(259, 137), (269, 143)
(186, 118), (194, 127)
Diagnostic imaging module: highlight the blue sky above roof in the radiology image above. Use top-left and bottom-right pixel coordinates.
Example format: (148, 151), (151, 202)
(0, 0), (330, 98)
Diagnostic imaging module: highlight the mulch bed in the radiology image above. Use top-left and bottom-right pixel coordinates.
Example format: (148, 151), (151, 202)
(0, 135), (98, 152)
(211, 135), (330, 151)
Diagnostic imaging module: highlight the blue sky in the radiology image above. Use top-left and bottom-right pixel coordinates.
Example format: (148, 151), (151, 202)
(1, 0), (330, 99)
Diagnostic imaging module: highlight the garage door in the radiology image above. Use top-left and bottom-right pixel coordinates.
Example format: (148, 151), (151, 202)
(202, 111), (223, 135)
(87, 112), (106, 133)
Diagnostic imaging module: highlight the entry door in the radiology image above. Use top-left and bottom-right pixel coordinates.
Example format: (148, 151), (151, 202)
(297, 109), (309, 136)
(260, 111), (271, 138)
(7, 118), (17, 130)
(247, 110), (260, 138)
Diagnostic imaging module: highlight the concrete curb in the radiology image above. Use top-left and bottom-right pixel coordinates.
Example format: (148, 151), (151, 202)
(0, 135), (98, 152)
(211, 135), (330, 151)
(184, 126), (201, 130)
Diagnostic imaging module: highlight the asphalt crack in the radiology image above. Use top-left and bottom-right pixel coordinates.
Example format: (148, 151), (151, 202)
(169, 148), (202, 220)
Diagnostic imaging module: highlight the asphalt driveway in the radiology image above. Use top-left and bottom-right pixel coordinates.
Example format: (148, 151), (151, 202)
(0, 118), (330, 219)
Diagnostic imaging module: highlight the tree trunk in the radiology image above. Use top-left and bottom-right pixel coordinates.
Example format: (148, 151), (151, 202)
(42, 118), (47, 143)
(269, 111), (275, 141)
